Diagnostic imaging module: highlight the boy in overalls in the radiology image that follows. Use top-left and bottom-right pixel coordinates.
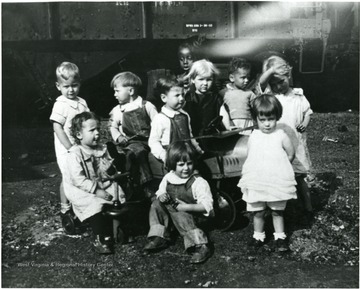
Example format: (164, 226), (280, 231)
(108, 72), (158, 196)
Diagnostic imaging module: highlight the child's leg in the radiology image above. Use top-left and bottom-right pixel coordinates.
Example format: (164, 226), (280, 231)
(60, 181), (71, 214)
(253, 210), (266, 242)
(271, 210), (285, 236)
(126, 141), (153, 185)
(87, 212), (113, 254)
(147, 199), (171, 241)
(296, 175), (313, 212)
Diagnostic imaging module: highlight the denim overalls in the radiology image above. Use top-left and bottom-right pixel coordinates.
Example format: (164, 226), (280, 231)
(147, 175), (209, 250)
(121, 101), (152, 185)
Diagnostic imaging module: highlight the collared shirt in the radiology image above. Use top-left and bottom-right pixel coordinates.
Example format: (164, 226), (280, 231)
(156, 171), (214, 216)
(108, 96), (157, 142)
(50, 95), (89, 154)
(148, 106), (202, 162)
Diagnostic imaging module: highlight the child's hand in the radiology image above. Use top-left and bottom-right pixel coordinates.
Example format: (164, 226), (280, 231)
(158, 193), (170, 203)
(175, 199), (188, 212)
(272, 63), (289, 76)
(117, 135), (129, 146)
(296, 123), (307, 133)
(95, 188), (113, 201)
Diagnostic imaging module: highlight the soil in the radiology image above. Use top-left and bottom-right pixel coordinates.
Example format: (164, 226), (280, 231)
(2, 112), (359, 288)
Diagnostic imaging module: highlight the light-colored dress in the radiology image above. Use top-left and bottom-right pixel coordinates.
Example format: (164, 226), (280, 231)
(238, 129), (297, 203)
(275, 88), (312, 174)
(63, 144), (125, 222)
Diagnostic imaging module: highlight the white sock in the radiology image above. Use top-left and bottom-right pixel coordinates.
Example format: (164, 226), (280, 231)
(61, 203), (71, 214)
(253, 231), (266, 242)
(273, 232), (287, 240)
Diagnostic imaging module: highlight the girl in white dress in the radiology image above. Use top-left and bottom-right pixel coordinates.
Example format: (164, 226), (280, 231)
(238, 94), (297, 252)
(258, 55), (314, 222)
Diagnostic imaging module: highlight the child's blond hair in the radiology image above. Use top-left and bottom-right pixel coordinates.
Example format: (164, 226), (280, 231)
(184, 59), (219, 80)
(110, 71), (142, 91)
(263, 56), (292, 77)
(56, 62), (81, 82)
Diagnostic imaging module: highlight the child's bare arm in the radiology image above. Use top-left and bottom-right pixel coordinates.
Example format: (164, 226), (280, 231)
(296, 114), (311, 133)
(53, 122), (72, 150)
(176, 199), (207, 213)
(259, 63), (288, 92)
(282, 134), (295, 163)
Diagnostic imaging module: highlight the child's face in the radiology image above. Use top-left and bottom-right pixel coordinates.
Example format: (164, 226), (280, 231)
(192, 73), (213, 94)
(229, 68), (250, 90)
(56, 77), (80, 100)
(269, 75), (290, 94)
(114, 83), (132, 104)
(76, 119), (100, 149)
(174, 159), (194, 179)
(162, 86), (185, 111)
(257, 114), (277, 134)
(179, 48), (194, 72)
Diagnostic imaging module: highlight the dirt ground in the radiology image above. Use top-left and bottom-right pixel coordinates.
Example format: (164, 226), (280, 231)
(2, 112), (359, 288)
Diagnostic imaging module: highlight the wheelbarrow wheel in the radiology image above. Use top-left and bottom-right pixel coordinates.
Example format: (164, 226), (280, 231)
(116, 226), (126, 245)
(215, 191), (236, 231)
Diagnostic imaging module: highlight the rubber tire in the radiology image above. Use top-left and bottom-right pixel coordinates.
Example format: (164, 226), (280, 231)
(215, 191), (237, 231)
(116, 226), (126, 245)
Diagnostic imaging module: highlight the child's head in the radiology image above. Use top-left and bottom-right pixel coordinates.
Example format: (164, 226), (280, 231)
(178, 42), (195, 73)
(166, 141), (197, 178)
(110, 72), (142, 104)
(228, 58), (251, 90)
(251, 94), (282, 134)
(185, 59), (219, 94)
(71, 111), (101, 148)
(155, 76), (184, 111)
(264, 56), (292, 94)
(55, 62), (81, 100)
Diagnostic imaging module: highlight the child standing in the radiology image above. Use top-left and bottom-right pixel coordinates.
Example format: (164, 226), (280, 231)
(238, 94), (297, 251)
(144, 141), (213, 264)
(176, 42), (195, 94)
(149, 76), (203, 163)
(64, 111), (125, 254)
(183, 59), (223, 137)
(219, 58), (256, 133)
(49, 62), (90, 225)
(259, 56), (314, 221)
(108, 72), (158, 194)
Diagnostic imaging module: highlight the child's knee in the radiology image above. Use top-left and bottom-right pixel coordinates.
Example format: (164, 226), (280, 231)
(271, 210), (284, 217)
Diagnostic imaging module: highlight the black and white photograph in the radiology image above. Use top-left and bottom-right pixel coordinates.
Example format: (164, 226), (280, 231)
(2, 1), (359, 287)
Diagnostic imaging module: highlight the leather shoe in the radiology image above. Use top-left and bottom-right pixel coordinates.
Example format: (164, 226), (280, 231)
(143, 237), (169, 252)
(190, 244), (211, 264)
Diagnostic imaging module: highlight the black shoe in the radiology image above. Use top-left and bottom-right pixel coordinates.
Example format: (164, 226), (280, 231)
(275, 238), (289, 252)
(143, 237), (169, 252)
(304, 210), (315, 224)
(93, 235), (113, 254)
(61, 210), (79, 235)
(190, 244), (211, 264)
(248, 238), (264, 249)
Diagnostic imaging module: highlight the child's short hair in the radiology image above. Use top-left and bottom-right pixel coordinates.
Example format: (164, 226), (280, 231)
(184, 59), (219, 80)
(154, 76), (183, 98)
(110, 72), (142, 90)
(165, 141), (197, 171)
(251, 94), (283, 121)
(71, 111), (100, 144)
(56, 62), (80, 82)
(178, 42), (195, 58)
(228, 57), (251, 75)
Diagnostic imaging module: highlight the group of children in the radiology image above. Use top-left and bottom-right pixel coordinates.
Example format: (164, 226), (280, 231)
(49, 45), (314, 262)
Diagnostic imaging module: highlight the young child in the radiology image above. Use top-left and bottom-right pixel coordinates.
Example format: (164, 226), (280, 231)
(64, 111), (125, 254)
(219, 57), (256, 133)
(183, 59), (223, 137)
(108, 72), (158, 194)
(49, 62), (90, 225)
(144, 141), (213, 264)
(238, 94), (297, 252)
(148, 76), (203, 163)
(259, 55), (314, 222)
(176, 42), (195, 94)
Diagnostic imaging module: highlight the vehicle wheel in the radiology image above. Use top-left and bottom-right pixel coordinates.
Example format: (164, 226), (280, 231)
(215, 191), (236, 231)
(116, 226), (126, 245)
